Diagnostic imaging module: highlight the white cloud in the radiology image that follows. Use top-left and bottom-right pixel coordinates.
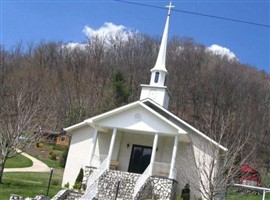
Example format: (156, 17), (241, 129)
(207, 44), (238, 61)
(62, 22), (134, 50)
(63, 42), (88, 50)
(82, 22), (134, 42)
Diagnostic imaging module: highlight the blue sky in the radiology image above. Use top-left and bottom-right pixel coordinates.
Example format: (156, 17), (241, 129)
(1, 0), (269, 73)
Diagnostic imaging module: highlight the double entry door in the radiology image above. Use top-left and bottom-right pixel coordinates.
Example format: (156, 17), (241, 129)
(128, 145), (152, 174)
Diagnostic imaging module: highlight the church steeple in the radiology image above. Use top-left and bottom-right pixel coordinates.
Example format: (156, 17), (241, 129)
(151, 2), (174, 75)
(140, 2), (174, 109)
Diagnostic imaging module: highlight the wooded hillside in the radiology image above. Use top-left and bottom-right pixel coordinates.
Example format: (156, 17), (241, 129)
(1, 33), (269, 167)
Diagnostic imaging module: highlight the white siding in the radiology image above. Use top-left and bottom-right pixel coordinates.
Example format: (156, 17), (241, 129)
(161, 137), (174, 164)
(190, 131), (218, 200)
(91, 131), (111, 167)
(174, 142), (201, 200)
(95, 106), (179, 134)
(62, 126), (94, 187)
(91, 130), (122, 167)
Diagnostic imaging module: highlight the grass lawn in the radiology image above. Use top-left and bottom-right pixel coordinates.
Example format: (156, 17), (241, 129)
(227, 188), (270, 200)
(1, 169), (63, 200)
(27, 151), (61, 168)
(5, 154), (33, 168)
(26, 144), (67, 168)
(1, 144), (66, 199)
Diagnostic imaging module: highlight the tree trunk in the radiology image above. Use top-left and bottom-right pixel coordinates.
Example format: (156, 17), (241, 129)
(0, 158), (7, 184)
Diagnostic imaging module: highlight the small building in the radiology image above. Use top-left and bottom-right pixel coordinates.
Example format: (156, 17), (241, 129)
(62, 3), (227, 200)
(41, 131), (71, 147)
(240, 163), (263, 187)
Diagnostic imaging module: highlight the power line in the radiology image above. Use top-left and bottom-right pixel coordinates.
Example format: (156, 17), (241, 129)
(114, 0), (270, 28)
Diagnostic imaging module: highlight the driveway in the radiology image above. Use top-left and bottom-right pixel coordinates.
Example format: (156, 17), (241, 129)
(4, 151), (50, 173)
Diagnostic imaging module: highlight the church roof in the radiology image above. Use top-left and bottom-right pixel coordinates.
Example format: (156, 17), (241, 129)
(65, 100), (187, 136)
(141, 99), (227, 151)
(64, 99), (227, 151)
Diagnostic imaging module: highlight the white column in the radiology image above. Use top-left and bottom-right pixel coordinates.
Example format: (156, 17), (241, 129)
(89, 127), (98, 166)
(169, 134), (179, 179)
(149, 133), (159, 176)
(106, 128), (117, 169)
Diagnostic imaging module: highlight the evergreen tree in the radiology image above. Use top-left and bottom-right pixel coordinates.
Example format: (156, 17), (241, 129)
(73, 168), (84, 190)
(98, 70), (131, 113)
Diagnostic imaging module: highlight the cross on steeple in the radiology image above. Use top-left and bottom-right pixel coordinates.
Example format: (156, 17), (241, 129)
(166, 1), (175, 16)
(139, 2), (174, 109)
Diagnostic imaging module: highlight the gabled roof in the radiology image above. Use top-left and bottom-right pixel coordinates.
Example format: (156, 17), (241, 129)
(64, 99), (227, 151)
(141, 99), (228, 151)
(65, 101), (187, 135)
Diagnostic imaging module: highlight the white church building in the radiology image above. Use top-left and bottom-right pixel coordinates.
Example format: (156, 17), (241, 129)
(62, 3), (227, 200)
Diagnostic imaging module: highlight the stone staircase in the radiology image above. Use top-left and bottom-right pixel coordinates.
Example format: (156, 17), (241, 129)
(64, 191), (83, 200)
(51, 189), (83, 200)
(95, 170), (140, 200)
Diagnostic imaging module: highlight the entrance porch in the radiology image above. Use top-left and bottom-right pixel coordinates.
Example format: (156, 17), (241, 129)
(80, 127), (187, 199)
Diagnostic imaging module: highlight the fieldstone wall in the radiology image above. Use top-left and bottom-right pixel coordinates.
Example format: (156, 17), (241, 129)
(136, 176), (178, 200)
(83, 168), (178, 200)
(82, 166), (96, 189)
(97, 170), (140, 200)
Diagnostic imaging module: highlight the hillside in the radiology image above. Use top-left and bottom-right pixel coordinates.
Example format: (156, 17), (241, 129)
(0, 34), (269, 167)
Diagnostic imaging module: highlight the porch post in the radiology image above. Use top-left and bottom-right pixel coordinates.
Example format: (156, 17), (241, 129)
(149, 133), (159, 176)
(169, 134), (179, 179)
(89, 127), (98, 166)
(106, 128), (117, 169)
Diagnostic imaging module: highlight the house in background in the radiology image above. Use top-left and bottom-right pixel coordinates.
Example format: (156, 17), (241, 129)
(62, 3), (227, 200)
(41, 131), (71, 147)
(240, 163), (263, 187)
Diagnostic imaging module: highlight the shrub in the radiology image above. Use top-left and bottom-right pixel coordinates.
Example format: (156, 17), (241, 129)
(64, 182), (70, 188)
(49, 152), (57, 160)
(73, 168), (84, 190)
(49, 144), (56, 150)
(36, 142), (44, 148)
(75, 168), (84, 183)
(73, 182), (81, 190)
(52, 179), (59, 186)
(54, 145), (67, 151)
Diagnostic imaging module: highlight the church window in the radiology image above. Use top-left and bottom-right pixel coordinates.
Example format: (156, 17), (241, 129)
(154, 72), (160, 83)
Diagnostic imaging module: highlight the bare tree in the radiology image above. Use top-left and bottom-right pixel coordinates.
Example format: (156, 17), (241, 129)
(0, 54), (51, 183)
(175, 104), (257, 200)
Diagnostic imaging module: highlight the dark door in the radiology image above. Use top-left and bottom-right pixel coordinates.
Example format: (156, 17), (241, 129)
(128, 145), (152, 174)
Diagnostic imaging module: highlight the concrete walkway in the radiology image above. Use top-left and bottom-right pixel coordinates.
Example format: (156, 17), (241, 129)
(4, 151), (50, 173)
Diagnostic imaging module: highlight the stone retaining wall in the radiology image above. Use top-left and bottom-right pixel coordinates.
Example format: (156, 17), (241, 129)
(83, 168), (178, 200)
(97, 170), (140, 200)
(136, 176), (178, 200)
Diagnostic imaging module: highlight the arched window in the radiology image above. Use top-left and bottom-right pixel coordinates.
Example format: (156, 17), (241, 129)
(154, 72), (160, 83)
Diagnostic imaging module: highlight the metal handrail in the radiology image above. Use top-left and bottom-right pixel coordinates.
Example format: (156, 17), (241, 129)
(233, 184), (270, 200)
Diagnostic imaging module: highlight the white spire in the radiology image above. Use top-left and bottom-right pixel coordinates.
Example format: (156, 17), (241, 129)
(140, 2), (174, 109)
(151, 1), (174, 73)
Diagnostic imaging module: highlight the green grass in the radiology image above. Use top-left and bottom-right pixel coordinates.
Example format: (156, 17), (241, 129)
(26, 144), (66, 169)
(0, 170), (63, 200)
(27, 151), (61, 168)
(5, 154), (33, 168)
(1, 144), (66, 199)
(227, 188), (270, 200)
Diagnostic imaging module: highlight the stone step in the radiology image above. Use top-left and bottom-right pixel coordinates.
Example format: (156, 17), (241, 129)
(64, 191), (83, 200)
